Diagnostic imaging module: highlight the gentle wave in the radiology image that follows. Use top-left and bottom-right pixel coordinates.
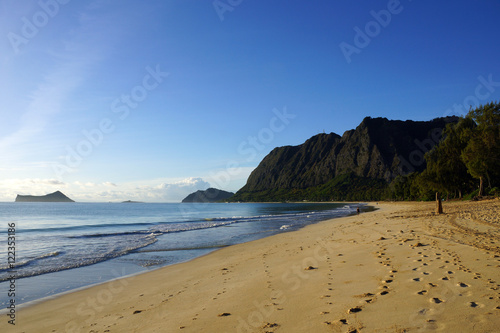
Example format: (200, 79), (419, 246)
(68, 220), (237, 239)
(0, 251), (61, 272)
(133, 244), (229, 253)
(10, 208), (354, 234)
(0, 204), (359, 282)
(0, 236), (158, 282)
(5, 222), (157, 234)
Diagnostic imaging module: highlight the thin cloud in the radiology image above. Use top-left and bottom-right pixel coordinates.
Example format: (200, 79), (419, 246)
(0, 178), (68, 200)
(65, 177), (212, 202)
(149, 177), (211, 202)
(0, 1), (122, 166)
(0, 177), (213, 202)
(0, 65), (83, 152)
(0, 178), (66, 186)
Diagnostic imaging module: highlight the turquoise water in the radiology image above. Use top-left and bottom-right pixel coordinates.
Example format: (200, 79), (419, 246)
(0, 202), (360, 306)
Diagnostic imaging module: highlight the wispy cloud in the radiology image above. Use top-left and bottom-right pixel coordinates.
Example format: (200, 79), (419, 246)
(0, 178), (67, 200)
(0, 64), (84, 152)
(124, 177), (211, 202)
(0, 1), (125, 170)
(0, 177), (212, 202)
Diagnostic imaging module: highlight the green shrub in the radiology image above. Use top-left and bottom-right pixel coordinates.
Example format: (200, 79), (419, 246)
(488, 187), (500, 197)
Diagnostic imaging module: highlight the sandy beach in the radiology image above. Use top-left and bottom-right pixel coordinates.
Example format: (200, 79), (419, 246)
(3, 199), (500, 332)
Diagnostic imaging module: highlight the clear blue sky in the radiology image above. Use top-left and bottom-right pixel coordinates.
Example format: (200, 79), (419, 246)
(1, 0), (499, 202)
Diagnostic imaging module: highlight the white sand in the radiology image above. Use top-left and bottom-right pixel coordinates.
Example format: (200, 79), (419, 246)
(3, 199), (499, 332)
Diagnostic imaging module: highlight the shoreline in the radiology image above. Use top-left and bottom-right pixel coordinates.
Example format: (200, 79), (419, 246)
(6, 203), (366, 312)
(3, 200), (499, 332)
(0, 202), (357, 309)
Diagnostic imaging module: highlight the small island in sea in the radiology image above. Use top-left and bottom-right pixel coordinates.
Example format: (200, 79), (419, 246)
(15, 191), (75, 203)
(182, 188), (234, 203)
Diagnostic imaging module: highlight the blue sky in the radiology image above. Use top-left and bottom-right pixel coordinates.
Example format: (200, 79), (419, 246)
(1, 0), (499, 202)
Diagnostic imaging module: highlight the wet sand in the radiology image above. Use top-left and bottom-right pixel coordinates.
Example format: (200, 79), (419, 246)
(3, 199), (500, 332)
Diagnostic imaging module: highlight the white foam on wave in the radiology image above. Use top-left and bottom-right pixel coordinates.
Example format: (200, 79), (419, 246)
(0, 251), (61, 272)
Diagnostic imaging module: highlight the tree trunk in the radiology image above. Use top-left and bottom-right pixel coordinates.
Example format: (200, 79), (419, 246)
(479, 177), (484, 197)
(436, 192), (443, 214)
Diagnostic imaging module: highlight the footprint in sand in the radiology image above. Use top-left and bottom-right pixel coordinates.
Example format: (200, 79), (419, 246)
(347, 306), (362, 314)
(458, 282), (469, 288)
(413, 278), (421, 282)
(469, 302), (480, 308)
(431, 298), (444, 304)
(417, 290), (428, 295)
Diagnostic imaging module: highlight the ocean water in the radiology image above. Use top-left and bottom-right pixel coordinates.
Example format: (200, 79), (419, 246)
(0, 202), (360, 307)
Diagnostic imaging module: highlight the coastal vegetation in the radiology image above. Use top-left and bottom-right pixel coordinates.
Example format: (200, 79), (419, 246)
(230, 102), (500, 202)
(394, 102), (500, 200)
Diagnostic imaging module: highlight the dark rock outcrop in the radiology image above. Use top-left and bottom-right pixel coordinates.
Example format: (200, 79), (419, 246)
(182, 188), (234, 203)
(15, 191), (75, 202)
(234, 116), (457, 200)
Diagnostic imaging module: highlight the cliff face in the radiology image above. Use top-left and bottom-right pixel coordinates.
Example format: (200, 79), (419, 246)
(236, 117), (456, 197)
(182, 188), (234, 203)
(15, 191), (75, 202)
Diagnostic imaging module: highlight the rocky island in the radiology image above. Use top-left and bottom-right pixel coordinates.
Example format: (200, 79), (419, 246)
(182, 188), (234, 203)
(15, 191), (75, 202)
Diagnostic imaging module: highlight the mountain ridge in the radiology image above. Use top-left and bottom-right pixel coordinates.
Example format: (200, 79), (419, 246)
(231, 116), (458, 201)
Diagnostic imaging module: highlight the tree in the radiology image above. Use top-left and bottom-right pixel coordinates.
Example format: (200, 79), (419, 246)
(420, 118), (475, 198)
(461, 102), (500, 196)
